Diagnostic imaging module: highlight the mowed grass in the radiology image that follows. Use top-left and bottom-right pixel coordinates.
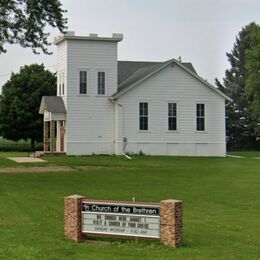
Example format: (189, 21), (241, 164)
(0, 153), (259, 259)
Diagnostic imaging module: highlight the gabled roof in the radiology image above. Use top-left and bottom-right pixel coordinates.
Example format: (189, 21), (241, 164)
(39, 96), (66, 114)
(113, 59), (231, 101)
(118, 60), (196, 91)
(118, 61), (162, 86)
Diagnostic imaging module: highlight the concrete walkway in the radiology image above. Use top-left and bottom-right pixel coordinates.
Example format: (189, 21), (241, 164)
(7, 157), (47, 163)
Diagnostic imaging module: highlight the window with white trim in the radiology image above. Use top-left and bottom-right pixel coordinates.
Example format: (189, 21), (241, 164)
(58, 73), (61, 96)
(97, 71), (105, 95)
(79, 71), (87, 94)
(61, 72), (65, 95)
(168, 103), (177, 131)
(139, 102), (148, 130)
(196, 103), (205, 131)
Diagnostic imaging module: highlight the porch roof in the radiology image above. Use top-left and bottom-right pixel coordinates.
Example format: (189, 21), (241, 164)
(39, 96), (66, 114)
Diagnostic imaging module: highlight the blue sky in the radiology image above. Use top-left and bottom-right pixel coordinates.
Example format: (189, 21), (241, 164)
(0, 0), (259, 91)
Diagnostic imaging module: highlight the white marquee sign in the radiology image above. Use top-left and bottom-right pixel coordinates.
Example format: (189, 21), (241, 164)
(82, 201), (160, 238)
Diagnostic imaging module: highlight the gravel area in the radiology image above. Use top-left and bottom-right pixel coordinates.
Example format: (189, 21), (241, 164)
(0, 166), (76, 173)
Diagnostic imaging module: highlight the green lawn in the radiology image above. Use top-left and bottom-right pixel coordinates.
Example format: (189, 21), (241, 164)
(227, 150), (260, 158)
(0, 153), (259, 259)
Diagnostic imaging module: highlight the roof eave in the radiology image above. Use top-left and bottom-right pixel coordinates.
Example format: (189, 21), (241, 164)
(54, 35), (123, 45)
(111, 59), (175, 99)
(112, 58), (231, 101)
(39, 96), (67, 114)
(174, 60), (232, 101)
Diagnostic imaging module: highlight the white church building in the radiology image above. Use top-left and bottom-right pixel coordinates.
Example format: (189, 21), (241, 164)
(40, 32), (230, 156)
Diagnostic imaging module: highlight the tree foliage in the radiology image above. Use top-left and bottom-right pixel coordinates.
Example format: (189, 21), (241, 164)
(216, 22), (260, 150)
(0, 64), (56, 148)
(245, 26), (260, 118)
(0, 0), (67, 54)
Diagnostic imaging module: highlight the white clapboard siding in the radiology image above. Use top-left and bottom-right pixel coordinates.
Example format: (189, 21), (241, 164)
(116, 64), (226, 156)
(57, 41), (67, 104)
(55, 34), (227, 156)
(56, 40), (68, 152)
(64, 40), (118, 155)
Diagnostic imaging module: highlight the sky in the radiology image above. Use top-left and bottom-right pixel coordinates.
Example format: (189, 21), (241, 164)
(0, 0), (260, 92)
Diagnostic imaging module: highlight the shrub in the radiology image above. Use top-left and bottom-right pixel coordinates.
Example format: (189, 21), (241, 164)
(0, 138), (43, 152)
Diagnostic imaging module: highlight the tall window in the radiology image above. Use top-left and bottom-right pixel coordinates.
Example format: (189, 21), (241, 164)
(61, 72), (65, 95)
(98, 72), (105, 95)
(139, 102), (148, 130)
(58, 73), (62, 96)
(79, 71), (87, 94)
(168, 103), (177, 131)
(58, 71), (65, 96)
(196, 104), (205, 131)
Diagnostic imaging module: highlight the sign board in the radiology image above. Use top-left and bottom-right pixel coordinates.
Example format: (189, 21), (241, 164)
(82, 201), (160, 238)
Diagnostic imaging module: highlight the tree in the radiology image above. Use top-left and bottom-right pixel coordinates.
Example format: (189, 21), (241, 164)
(0, 64), (56, 149)
(216, 22), (260, 150)
(245, 27), (260, 119)
(0, 0), (67, 54)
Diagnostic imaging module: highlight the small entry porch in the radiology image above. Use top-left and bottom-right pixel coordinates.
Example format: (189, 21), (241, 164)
(43, 120), (66, 152)
(39, 96), (67, 154)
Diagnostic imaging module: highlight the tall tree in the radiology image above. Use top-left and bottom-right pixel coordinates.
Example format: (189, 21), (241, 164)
(245, 26), (260, 120)
(216, 22), (260, 150)
(0, 0), (67, 54)
(0, 64), (56, 149)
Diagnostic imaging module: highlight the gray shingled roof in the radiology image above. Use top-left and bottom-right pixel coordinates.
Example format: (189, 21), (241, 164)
(114, 59), (231, 101)
(39, 96), (66, 114)
(118, 60), (197, 91)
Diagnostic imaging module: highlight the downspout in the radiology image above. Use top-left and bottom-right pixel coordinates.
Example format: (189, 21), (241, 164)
(109, 97), (132, 159)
